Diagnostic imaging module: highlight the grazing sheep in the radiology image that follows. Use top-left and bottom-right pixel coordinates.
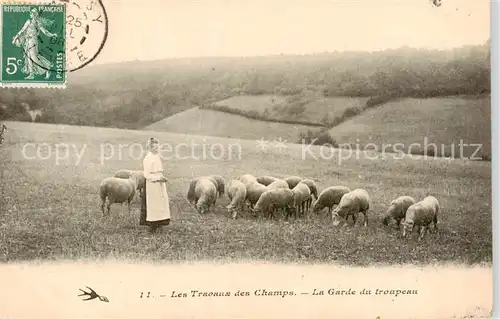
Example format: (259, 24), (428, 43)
(99, 176), (137, 215)
(267, 179), (290, 190)
(226, 179), (247, 219)
(239, 174), (258, 186)
(331, 188), (370, 227)
(256, 175), (279, 186)
(312, 186), (351, 214)
(284, 176), (303, 189)
(207, 174), (225, 198)
(253, 188), (294, 219)
(194, 178), (219, 214)
(382, 196), (416, 227)
(291, 182), (311, 218)
(402, 196), (440, 240)
(114, 169), (146, 199)
(186, 175), (219, 205)
(245, 182), (270, 209)
(300, 179), (318, 211)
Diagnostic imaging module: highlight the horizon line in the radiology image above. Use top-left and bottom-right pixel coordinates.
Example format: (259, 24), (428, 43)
(89, 41), (490, 67)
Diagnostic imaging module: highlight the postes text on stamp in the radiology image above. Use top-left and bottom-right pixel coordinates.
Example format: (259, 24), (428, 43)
(1, 3), (66, 88)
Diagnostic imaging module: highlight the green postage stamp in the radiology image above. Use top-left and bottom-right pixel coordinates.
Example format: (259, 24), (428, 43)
(0, 3), (66, 88)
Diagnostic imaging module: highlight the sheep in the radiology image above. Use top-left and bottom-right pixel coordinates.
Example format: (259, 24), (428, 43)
(253, 188), (294, 219)
(99, 176), (137, 216)
(284, 176), (303, 189)
(402, 196), (440, 240)
(291, 182), (311, 218)
(186, 175), (219, 205)
(226, 179), (247, 219)
(382, 196), (416, 228)
(267, 179), (290, 190)
(114, 169), (146, 199)
(300, 179), (318, 211)
(312, 186), (351, 215)
(239, 174), (258, 185)
(256, 175), (279, 186)
(245, 182), (270, 210)
(207, 174), (225, 198)
(331, 188), (370, 227)
(194, 178), (219, 214)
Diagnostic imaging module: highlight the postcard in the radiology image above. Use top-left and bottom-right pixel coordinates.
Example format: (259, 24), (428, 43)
(0, 0), (493, 318)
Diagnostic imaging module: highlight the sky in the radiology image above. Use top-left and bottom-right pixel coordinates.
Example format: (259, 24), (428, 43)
(93, 0), (490, 64)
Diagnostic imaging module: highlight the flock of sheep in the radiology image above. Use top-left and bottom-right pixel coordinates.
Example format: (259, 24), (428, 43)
(99, 170), (440, 240)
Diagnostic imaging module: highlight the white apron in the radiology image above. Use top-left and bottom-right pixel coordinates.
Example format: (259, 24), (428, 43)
(142, 151), (171, 222)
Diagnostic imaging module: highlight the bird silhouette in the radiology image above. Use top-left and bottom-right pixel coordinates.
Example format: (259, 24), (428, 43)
(78, 286), (109, 302)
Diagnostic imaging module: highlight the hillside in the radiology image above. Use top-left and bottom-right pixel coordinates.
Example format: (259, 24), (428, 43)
(0, 43), (490, 130)
(144, 107), (320, 141)
(204, 94), (371, 126)
(327, 95), (491, 159)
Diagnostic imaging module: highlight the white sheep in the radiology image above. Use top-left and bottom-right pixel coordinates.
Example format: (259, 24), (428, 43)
(382, 196), (416, 228)
(267, 179), (290, 190)
(186, 175), (218, 204)
(284, 176), (303, 189)
(245, 182), (270, 210)
(194, 178), (219, 214)
(300, 179), (318, 211)
(291, 182), (311, 218)
(239, 174), (258, 186)
(99, 176), (137, 215)
(331, 188), (370, 227)
(226, 179), (247, 219)
(402, 196), (440, 240)
(253, 188), (294, 219)
(114, 169), (146, 199)
(312, 186), (351, 214)
(207, 174), (225, 198)
(256, 175), (279, 186)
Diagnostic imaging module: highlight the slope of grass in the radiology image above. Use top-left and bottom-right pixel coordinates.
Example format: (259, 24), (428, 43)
(143, 107), (320, 142)
(327, 95), (491, 158)
(212, 95), (289, 113)
(0, 121), (491, 265)
(207, 94), (371, 126)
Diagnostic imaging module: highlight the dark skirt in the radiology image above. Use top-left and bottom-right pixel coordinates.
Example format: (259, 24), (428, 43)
(140, 181), (171, 227)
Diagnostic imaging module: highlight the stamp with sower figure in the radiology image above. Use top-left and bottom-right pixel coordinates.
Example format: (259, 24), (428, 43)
(0, 0), (108, 88)
(1, 3), (66, 87)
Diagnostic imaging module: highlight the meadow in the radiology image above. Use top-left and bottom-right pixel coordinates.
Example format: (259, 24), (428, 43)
(145, 94), (491, 159)
(328, 95), (491, 158)
(209, 94), (370, 126)
(144, 107), (320, 141)
(0, 121), (492, 265)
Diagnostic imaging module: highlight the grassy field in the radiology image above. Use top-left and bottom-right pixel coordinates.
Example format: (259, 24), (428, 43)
(143, 107), (320, 142)
(212, 95), (289, 113)
(327, 95), (491, 158)
(210, 94), (370, 125)
(0, 121), (492, 265)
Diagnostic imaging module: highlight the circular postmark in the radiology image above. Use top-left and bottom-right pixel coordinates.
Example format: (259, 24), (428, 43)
(61, 0), (109, 72)
(22, 0), (108, 74)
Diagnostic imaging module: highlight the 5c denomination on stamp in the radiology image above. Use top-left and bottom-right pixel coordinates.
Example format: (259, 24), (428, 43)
(1, 3), (66, 88)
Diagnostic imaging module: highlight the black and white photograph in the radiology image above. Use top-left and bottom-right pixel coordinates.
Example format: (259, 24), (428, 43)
(0, 0), (493, 318)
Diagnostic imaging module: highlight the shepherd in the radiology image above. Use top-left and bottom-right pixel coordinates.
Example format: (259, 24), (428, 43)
(140, 137), (171, 233)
